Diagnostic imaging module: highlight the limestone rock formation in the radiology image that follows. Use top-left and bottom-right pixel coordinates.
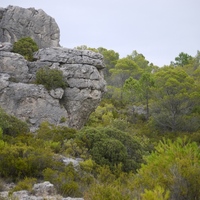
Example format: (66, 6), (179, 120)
(0, 42), (13, 51)
(0, 181), (84, 200)
(0, 48), (106, 131)
(0, 5), (106, 131)
(0, 5), (60, 48)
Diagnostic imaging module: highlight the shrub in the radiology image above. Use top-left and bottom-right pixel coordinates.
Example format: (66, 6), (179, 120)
(133, 137), (200, 200)
(35, 67), (67, 91)
(10, 177), (37, 194)
(0, 107), (29, 137)
(37, 122), (76, 142)
(84, 183), (130, 200)
(77, 127), (146, 172)
(12, 37), (39, 61)
(43, 166), (81, 197)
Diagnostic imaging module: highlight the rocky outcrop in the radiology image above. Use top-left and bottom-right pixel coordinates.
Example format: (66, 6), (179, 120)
(0, 5), (60, 48)
(0, 6), (106, 131)
(0, 48), (106, 131)
(0, 181), (84, 200)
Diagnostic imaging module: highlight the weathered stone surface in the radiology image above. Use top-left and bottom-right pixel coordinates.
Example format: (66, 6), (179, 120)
(0, 48), (106, 130)
(0, 6), (106, 131)
(50, 88), (64, 99)
(34, 48), (104, 69)
(0, 51), (30, 82)
(60, 156), (83, 168)
(33, 182), (56, 197)
(0, 42), (13, 51)
(0, 5), (60, 48)
(0, 79), (69, 132)
(0, 181), (84, 200)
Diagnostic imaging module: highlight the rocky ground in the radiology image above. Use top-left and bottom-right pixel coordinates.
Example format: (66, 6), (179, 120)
(0, 181), (84, 200)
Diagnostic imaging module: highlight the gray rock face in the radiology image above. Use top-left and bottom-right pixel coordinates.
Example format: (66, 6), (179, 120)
(0, 5), (60, 48)
(0, 42), (13, 52)
(0, 51), (30, 82)
(0, 48), (106, 130)
(0, 181), (84, 200)
(0, 5), (106, 130)
(33, 182), (56, 197)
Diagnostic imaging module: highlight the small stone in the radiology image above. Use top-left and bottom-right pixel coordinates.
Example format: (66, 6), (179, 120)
(50, 88), (64, 99)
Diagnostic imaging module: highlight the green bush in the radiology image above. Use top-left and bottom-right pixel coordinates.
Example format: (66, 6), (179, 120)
(37, 122), (76, 142)
(0, 134), (61, 181)
(133, 137), (200, 200)
(84, 183), (130, 200)
(10, 177), (37, 194)
(77, 127), (146, 172)
(0, 107), (29, 137)
(36, 67), (67, 91)
(43, 165), (81, 197)
(12, 37), (39, 61)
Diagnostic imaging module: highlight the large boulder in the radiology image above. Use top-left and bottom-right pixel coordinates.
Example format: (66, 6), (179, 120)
(0, 5), (60, 48)
(0, 48), (106, 131)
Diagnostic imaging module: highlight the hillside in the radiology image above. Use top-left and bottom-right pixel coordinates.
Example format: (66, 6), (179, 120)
(0, 5), (200, 200)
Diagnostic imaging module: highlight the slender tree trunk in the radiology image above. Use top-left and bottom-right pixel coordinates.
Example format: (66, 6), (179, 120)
(146, 96), (149, 120)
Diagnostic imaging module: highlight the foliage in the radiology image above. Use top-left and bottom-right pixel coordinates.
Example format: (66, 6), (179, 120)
(141, 186), (170, 200)
(10, 177), (37, 193)
(86, 103), (116, 127)
(43, 166), (81, 197)
(98, 47), (119, 81)
(0, 107), (29, 136)
(151, 67), (200, 132)
(0, 138), (58, 180)
(77, 127), (146, 172)
(35, 67), (67, 91)
(37, 121), (76, 142)
(1, 46), (200, 199)
(127, 50), (150, 70)
(84, 183), (130, 200)
(75, 45), (98, 53)
(12, 37), (39, 61)
(110, 57), (139, 87)
(124, 72), (154, 120)
(172, 52), (193, 67)
(133, 137), (200, 200)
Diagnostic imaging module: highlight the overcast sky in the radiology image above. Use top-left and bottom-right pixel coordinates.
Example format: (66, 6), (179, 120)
(1, 0), (200, 66)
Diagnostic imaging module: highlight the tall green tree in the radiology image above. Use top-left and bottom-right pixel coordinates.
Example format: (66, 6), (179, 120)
(124, 72), (154, 120)
(110, 58), (139, 87)
(109, 58), (140, 103)
(138, 73), (155, 120)
(127, 50), (150, 70)
(151, 67), (200, 132)
(98, 47), (119, 80)
(172, 52), (193, 67)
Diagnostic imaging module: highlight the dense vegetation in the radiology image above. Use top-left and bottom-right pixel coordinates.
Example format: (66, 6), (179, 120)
(1, 46), (200, 199)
